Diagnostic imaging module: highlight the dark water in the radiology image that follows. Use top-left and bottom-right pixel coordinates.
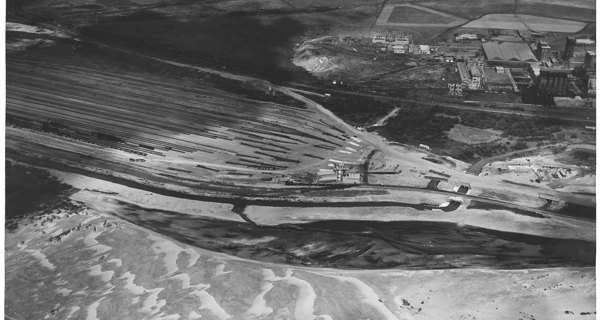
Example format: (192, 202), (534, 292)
(79, 11), (308, 82)
(109, 200), (595, 270)
(544, 202), (597, 221)
(468, 200), (547, 219)
(5, 161), (73, 220)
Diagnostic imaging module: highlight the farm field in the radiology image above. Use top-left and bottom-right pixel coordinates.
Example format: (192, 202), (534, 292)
(386, 5), (456, 24)
(515, 3), (596, 22)
(462, 14), (588, 33)
(419, 0), (515, 19)
(419, 0), (595, 21)
(521, 0), (595, 9)
(375, 3), (467, 28)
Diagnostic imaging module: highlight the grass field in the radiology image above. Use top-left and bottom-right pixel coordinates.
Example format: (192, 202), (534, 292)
(447, 124), (501, 145)
(386, 5), (455, 24)
(516, 3), (596, 22)
(419, 0), (515, 19)
(420, 0), (595, 21)
(462, 14), (588, 33)
(375, 3), (467, 28)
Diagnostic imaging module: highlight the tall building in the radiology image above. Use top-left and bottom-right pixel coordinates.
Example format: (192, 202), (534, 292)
(564, 37), (595, 66)
(564, 37), (576, 60)
(584, 51), (596, 95)
(535, 41), (551, 61)
(587, 75), (596, 95)
(584, 51), (596, 72)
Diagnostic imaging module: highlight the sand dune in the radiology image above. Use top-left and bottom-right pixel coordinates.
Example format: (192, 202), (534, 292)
(25, 249), (56, 270)
(4, 189), (595, 320)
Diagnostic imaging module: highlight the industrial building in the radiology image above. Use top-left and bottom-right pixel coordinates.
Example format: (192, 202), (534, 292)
(584, 51), (596, 72)
(564, 37), (595, 59)
(457, 61), (485, 90)
(414, 45), (431, 55)
(508, 68), (534, 90)
(372, 33), (412, 54)
(392, 35), (410, 45)
(447, 83), (464, 96)
(391, 44), (407, 54)
(455, 33), (478, 41)
(482, 41), (538, 63)
(372, 34), (386, 44)
(484, 67), (516, 93)
(535, 41), (551, 61)
(587, 76), (596, 95)
(434, 49), (479, 62)
(534, 69), (570, 96)
(564, 37), (596, 68)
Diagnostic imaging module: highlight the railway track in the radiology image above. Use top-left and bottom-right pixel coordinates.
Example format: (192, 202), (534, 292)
(7, 59), (368, 172)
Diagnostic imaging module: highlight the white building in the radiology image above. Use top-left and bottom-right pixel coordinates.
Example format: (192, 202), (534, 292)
(392, 44), (407, 54)
(455, 33), (478, 41)
(418, 45), (431, 55)
(372, 34), (386, 44)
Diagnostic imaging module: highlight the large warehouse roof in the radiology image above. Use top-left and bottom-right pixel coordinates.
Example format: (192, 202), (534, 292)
(483, 41), (538, 62)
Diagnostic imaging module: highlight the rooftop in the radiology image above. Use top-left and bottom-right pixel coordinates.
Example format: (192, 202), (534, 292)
(483, 41), (538, 62)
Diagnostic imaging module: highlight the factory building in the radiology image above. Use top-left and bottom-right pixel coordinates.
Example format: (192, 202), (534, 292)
(482, 41), (538, 63)
(418, 44), (431, 54)
(457, 61), (485, 90)
(455, 33), (478, 41)
(448, 83), (464, 96)
(534, 69), (570, 96)
(392, 35), (411, 45)
(391, 44), (407, 54)
(484, 67), (517, 93)
(509, 67), (534, 90)
(564, 37), (595, 67)
(565, 37), (595, 59)
(372, 34), (387, 44)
